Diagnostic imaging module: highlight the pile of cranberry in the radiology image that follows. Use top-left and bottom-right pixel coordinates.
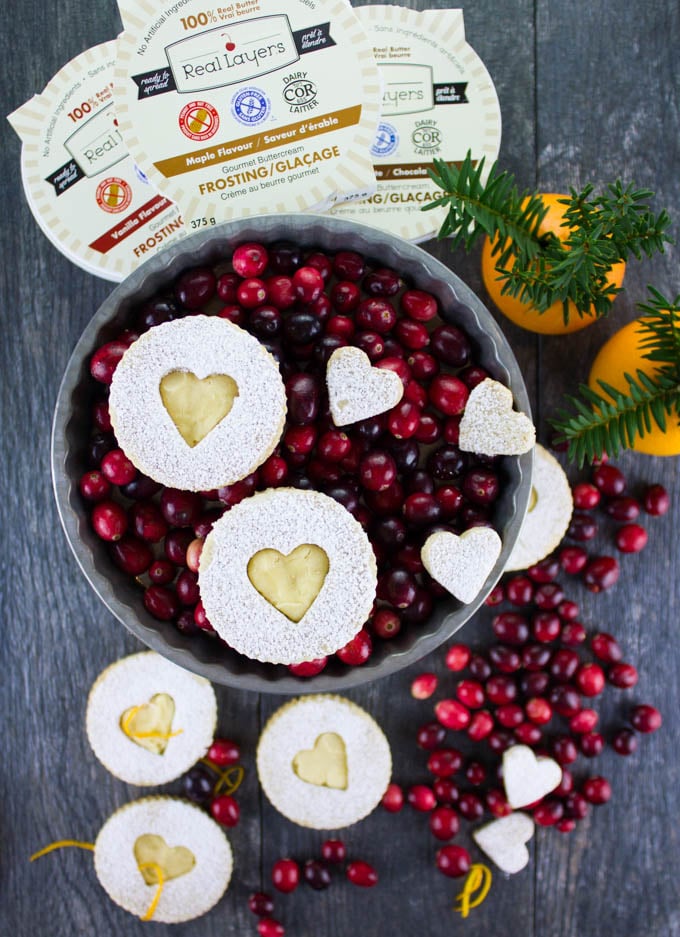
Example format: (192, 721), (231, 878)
(81, 238), (513, 673)
(380, 459), (666, 880)
(248, 846), (378, 937)
(180, 736), (244, 829)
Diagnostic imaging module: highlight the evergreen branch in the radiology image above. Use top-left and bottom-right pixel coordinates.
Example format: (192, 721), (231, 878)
(550, 369), (680, 466)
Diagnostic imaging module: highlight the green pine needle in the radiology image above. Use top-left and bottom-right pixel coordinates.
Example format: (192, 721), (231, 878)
(426, 151), (672, 321)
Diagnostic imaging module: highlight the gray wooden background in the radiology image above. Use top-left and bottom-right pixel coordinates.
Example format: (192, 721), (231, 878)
(2, 1), (679, 935)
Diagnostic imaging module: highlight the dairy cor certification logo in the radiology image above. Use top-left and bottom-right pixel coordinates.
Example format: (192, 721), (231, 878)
(95, 177), (133, 214)
(412, 120), (442, 156)
(178, 101), (220, 141)
(371, 122), (399, 158)
(231, 87), (271, 126)
(282, 73), (318, 113)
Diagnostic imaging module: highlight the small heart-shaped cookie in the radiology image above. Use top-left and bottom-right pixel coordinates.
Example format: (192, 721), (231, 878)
(134, 833), (196, 885)
(502, 745), (563, 808)
(247, 544), (329, 623)
(326, 346), (403, 426)
(160, 370), (239, 447)
(292, 732), (348, 790)
(421, 527), (502, 604)
(120, 693), (176, 756)
(473, 813), (535, 874)
(459, 378), (535, 455)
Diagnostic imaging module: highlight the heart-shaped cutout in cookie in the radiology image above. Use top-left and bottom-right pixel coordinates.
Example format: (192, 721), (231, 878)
(159, 370), (239, 447)
(326, 346), (404, 426)
(120, 693), (177, 755)
(134, 834), (196, 885)
(473, 813), (535, 874)
(502, 744), (563, 808)
(292, 732), (348, 790)
(459, 378), (535, 456)
(421, 527), (502, 604)
(247, 544), (329, 623)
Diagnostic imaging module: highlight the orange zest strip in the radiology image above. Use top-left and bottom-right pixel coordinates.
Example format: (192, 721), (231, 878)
(453, 863), (492, 918)
(120, 706), (184, 741)
(30, 840), (95, 862)
(200, 761), (245, 797)
(137, 861), (165, 922)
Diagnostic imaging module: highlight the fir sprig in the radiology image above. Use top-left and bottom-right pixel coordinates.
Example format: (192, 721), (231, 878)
(550, 290), (680, 465)
(426, 153), (672, 324)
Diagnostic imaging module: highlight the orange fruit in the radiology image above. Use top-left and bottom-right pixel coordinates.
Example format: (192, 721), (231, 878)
(481, 193), (626, 335)
(588, 317), (680, 456)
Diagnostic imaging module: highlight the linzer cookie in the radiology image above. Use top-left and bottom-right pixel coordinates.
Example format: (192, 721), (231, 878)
(198, 488), (377, 664)
(331, 5), (501, 241)
(7, 41), (184, 281)
(113, 0), (381, 227)
(256, 695), (392, 829)
(108, 315), (287, 491)
(86, 651), (217, 786)
(94, 797), (232, 923)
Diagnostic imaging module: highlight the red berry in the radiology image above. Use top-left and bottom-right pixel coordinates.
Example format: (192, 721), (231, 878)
(456, 680), (485, 709)
(435, 699), (471, 730)
(505, 575), (535, 605)
(525, 698), (553, 725)
(100, 448), (137, 486)
(288, 657), (327, 677)
(411, 672), (438, 700)
(92, 500), (127, 541)
(559, 546), (588, 575)
(580, 732), (605, 757)
(445, 644), (470, 672)
(401, 289), (438, 321)
(569, 708), (599, 734)
(79, 470), (111, 502)
(257, 919), (285, 937)
(591, 632), (623, 663)
(612, 729), (638, 755)
(336, 629), (372, 666)
(407, 784), (437, 812)
(346, 860), (378, 887)
(592, 464), (626, 496)
(582, 776), (612, 804)
(210, 795), (240, 827)
(608, 662), (639, 688)
(630, 704), (662, 733)
(572, 482), (601, 509)
(468, 710), (495, 741)
(382, 783), (404, 812)
(207, 738), (240, 766)
(429, 806), (460, 841)
(575, 663), (606, 697)
(615, 523), (648, 553)
(436, 845), (471, 878)
(642, 483), (670, 516)
(486, 789), (512, 817)
(429, 375), (469, 416)
(427, 748), (463, 778)
(248, 892), (274, 917)
(272, 858), (300, 893)
(232, 242), (268, 277)
(321, 839), (346, 864)
(90, 340), (128, 383)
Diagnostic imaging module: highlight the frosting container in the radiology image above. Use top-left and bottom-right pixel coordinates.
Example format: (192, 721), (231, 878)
(113, 0), (382, 228)
(331, 5), (501, 241)
(8, 41), (185, 282)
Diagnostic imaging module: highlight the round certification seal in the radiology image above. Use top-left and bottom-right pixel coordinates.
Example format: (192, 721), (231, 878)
(370, 122), (399, 158)
(95, 177), (133, 214)
(178, 101), (220, 142)
(231, 87), (271, 126)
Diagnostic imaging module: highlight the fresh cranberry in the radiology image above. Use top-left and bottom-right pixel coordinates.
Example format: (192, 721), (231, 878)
(356, 298), (397, 334)
(630, 704), (662, 733)
(143, 585), (179, 621)
(382, 783), (405, 812)
(79, 470), (111, 502)
(400, 289), (438, 321)
(605, 496), (641, 521)
(532, 611), (561, 643)
(288, 657), (327, 677)
(92, 500), (127, 541)
(505, 575), (535, 606)
(395, 318), (430, 349)
(558, 600), (580, 621)
(608, 662), (638, 688)
(136, 296), (178, 330)
(492, 612), (529, 645)
(465, 761), (486, 786)
(408, 784), (437, 812)
(354, 330), (385, 361)
(272, 858), (299, 893)
(210, 794), (240, 827)
(430, 324), (471, 366)
(388, 400), (421, 439)
(569, 709), (598, 734)
(580, 732), (605, 757)
(562, 621), (587, 645)
(363, 267), (401, 296)
(582, 776), (612, 804)
(573, 663), (605, 697)
(336, 629), (372, 666)
(427, 748), (463, 778)
(521, 671), (551, 696)
(160, 489), (200, 528)
(429, 375), (469, 416)
(435, 698), (471, 730)
(615, 523), (648, 553)
(456, 680), (485, 709)
(120, 473), (161, 501)
(370, 607), (401, 639)
(359, 451), (397, 492)
(333, 250), (365, 281)
(460, 365), (489, 388)
(549, 685), (581, 718)
(488, 645), (521, 673)
(592, 464), (626, 496)
(148, 559), (175, 585)
(515, 722), (542, 746)
(110, 537), (153, 575)
(404, 380), (429, 408)
(427, 445), (467, 481)
(90, 340), (128, 383)
(321, 839), (346, 864)
(411, 672), (438, 699)
(495, 704), (525, 728)
(559, 546), (588, 574)
(219, 303), (245, 326)
(433, 779), (460, 804)
(175, 266), (216, 308)
(408, 350), (439, 379)
(525, 698), (553, 725)
(164, 529), (194, 566)
(567, 512), (598, 541)
(527, 557), (560, 583)
(257, 919), (285, 937)
(193, 600), (214, 632)
(436, 845), (471, 878)
(207, 738), (240, 766)
(445, 644), (471, 672)
(232, 242), (268, 277)
(533, 799), (564, 827)
(429, 806), (460, 841)
(590, 632), (622, 663)
(522, 645), (552, 672)
(463, 468), (500, 505)
(468, 710), (495, 741)
(550, 648), (580, 682)
(572, 482), (601, 509)
(642, 483), (670, 516)
(346, 860), (378, 887)
(612, 729), (638, 755)
(485, 675), (517, 705)
(248, 892), (274, 918)
(487, 729), (514, 753)
(486, 789), (512, 817)
(564, 792), (589, 819)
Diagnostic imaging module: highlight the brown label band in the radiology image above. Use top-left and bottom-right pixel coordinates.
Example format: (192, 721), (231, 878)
(154, 105), (361, 178)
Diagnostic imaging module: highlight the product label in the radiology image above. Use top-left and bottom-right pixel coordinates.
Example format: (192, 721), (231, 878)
(114, 0), (381, 227)
(331, 6), (501, 243)
(7, 41), (185, 281)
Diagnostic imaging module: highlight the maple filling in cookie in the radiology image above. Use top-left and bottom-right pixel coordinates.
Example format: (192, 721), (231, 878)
(83, 238), (533, 674)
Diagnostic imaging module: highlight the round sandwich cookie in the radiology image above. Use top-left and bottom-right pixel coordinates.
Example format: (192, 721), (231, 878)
(198, 488), (377, 665)
(108, 315), (287, 491)
(86, 651), (217, 786)
(505, 443), (573, 571)
(257, 695), (392, 829)
(94, 797), (232, 923)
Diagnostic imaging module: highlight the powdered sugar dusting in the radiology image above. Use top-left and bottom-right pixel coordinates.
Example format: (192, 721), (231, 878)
(198, 489), (377, 664)
(108, 316), (286, 491)
(86, 651), (217, 786)
(421, 527), (502, 604)
(326, 346), (404, 426)
(94, 797), (232, 923)
(459, 378), (535, 455)
(257, 695), (392, 829)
